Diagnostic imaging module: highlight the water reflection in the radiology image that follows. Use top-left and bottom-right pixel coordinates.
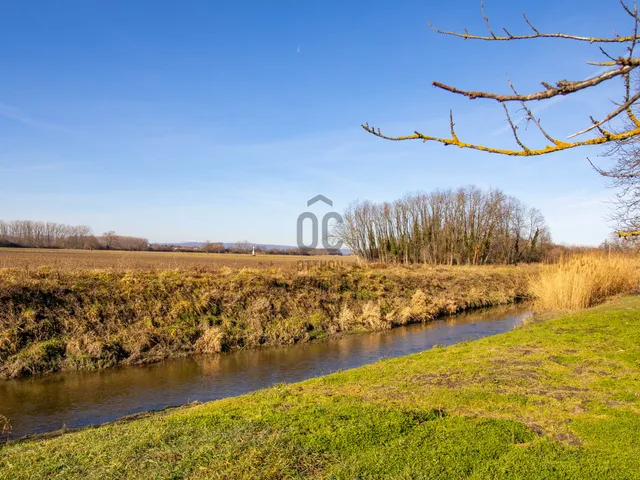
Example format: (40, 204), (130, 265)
(0, 303), (531, 439)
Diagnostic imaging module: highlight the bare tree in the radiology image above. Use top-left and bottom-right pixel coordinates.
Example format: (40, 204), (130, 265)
(116, 236), (149, 251)
(235, 240), (251, 254)
(602, 230), (640, 251)
(0, 220), (152, 251)
(337, 187), (549, 265)
(363, 1), (640, 156)
(202, 241), (224, 254)
(589, 104), (640, 230)
(0, 220), (94, 248)
(83, 236), (101, 251)
(101, 231), (119, 250)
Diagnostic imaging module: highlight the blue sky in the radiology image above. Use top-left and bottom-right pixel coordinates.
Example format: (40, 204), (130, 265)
(0, 0), (633, 245)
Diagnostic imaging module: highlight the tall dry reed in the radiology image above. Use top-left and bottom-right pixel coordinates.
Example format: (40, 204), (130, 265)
(530, 253), (640, 311)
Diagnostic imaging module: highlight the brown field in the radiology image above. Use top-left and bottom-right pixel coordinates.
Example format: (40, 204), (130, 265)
(0, 248), (357, 271)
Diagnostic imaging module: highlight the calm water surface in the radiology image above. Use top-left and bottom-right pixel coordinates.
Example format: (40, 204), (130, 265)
(0, 303), (531, 439)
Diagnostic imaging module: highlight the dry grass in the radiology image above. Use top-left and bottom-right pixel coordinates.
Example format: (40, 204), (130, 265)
(530, 253), (640, 311)
(0, 248), (357, 271)
(0, 263), (534, 378)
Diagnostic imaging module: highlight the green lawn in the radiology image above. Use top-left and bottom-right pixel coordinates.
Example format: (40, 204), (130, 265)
(1, 297), (640, 479)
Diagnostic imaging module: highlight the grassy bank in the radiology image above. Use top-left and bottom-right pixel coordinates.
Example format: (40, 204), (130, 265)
(0, 264), (531, 379)
(1, 296), (639, 478)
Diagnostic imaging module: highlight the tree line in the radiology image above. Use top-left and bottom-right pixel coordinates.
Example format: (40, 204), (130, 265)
(0, 220), (148, 251)
(197, 242), (342, 256)
(336, 186), (550, 265)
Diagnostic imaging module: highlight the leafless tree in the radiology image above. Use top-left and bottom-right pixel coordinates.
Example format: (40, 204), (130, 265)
(336, 187), (550, 265)
(202, 241), (224, 254)
(101, 231), (119, 250)
(83, 235), (101, 251)
(363, 1), (640, 156)
(601, 230), (640, 252)
(116, 236), (149, 251)
(589, 100), (640, 230)
(0, 221), (149, 251)
(0, 220), (93, 248)
(235, 240), (251, 254)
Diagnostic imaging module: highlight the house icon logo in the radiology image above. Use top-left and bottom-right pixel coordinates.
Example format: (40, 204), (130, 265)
(307, 194), (333, 207)
(297, 194), (343, 250)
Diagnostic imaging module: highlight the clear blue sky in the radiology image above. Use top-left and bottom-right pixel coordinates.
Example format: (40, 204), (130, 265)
(0, 0), (632, 245)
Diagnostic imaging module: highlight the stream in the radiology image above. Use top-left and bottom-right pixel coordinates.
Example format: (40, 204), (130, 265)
(0, 303), (532, 439)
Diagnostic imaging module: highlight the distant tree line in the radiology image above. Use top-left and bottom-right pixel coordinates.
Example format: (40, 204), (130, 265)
(100, 231), (148, 251)
(174, 242), (342, 256)
(336, 186), (550, 265)
(0, 220), (93, 249)
(144, 242), (344, 256)
(0, 220), (148, 251)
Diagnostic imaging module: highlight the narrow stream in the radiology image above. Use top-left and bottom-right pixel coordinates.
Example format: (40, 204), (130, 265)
(0, 303), (531, 440)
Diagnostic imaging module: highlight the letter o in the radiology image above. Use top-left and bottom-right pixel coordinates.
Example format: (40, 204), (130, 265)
(322, 212), (344, 250)
(297, 212), (318, 249)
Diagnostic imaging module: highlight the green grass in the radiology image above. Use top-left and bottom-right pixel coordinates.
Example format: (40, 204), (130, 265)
(1, 296), (640, 479)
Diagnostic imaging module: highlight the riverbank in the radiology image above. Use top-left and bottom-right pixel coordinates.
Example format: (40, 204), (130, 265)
(1, 296), (638, 478)
(0, 264), (532, 378)
(0, 303), (531, 439)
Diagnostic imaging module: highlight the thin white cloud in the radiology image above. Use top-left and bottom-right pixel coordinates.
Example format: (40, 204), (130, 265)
(0, 161), (86, 174)
(0, 163), (63, 173)
(0, 101), (68, 132)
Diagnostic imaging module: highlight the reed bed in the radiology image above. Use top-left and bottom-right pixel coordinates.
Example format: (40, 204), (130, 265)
(530, 253), (640, 311)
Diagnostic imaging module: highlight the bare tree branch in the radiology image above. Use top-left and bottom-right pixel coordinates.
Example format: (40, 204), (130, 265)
(568, 89), (640, 138)
(518, 100), (560, 145)
(429, 1), (640, 43)
(361, 122), (640, 157)
(502, 104), (530, 152)
(432, 64), (638, 102)
(364, 1), (640, 158)
(449, 110), (459, 142)
(620, 0), (640, 21)
(481, 0), (497, 39)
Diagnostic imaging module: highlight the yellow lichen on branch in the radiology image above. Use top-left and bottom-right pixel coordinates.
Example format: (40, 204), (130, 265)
(361, 123), (640, 157)
(364, 1), (640, 156)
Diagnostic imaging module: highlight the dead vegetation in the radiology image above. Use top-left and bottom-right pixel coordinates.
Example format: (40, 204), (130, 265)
(530, 253), (640, 310)
(0, 263), (532, 378)
(0, 248), (355, 271)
